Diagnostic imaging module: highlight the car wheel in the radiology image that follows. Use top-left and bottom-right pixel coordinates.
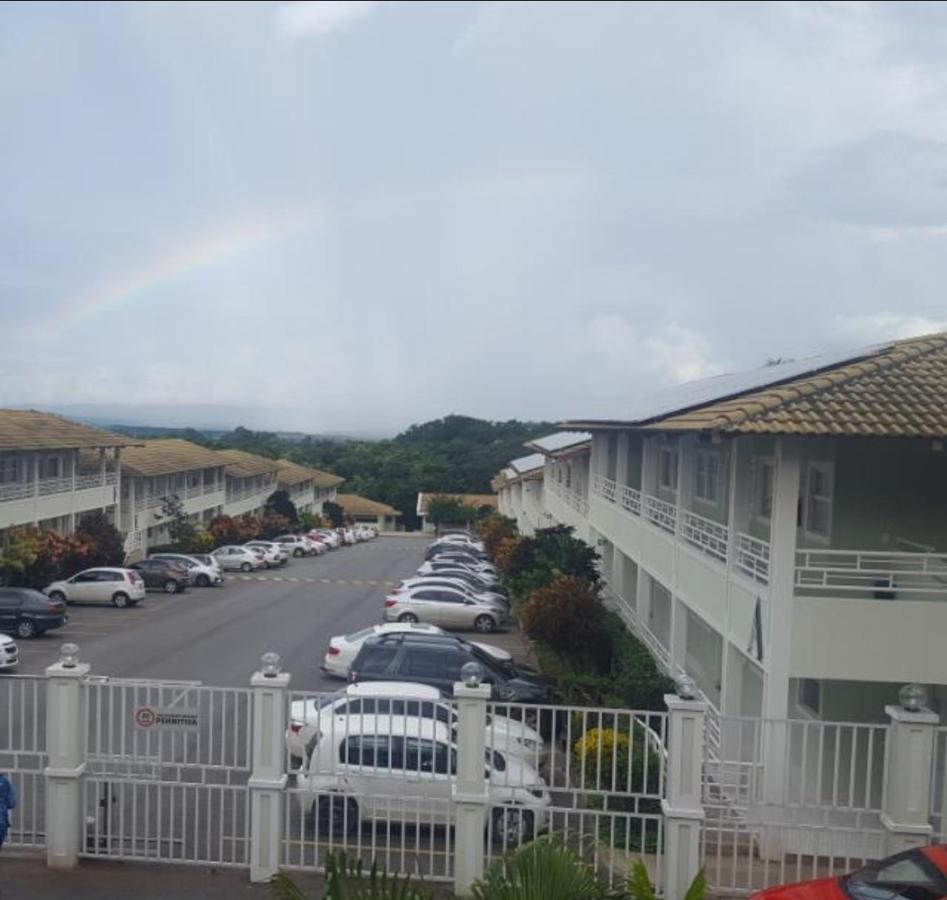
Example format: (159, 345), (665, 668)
(491, 807), (534, 848)
(293, 548), (304, 558)
(163, 580), (179, 595)
(16, 619), (37, 639)
(49, 590), (67, 605)
(316, 794), (358, 837)
(474, 614), (496, 633)
(112, 592), (130, 609)
(398, 612), (419, 624)
(196, 574), (210, 588)
(240, 562), (252, 572)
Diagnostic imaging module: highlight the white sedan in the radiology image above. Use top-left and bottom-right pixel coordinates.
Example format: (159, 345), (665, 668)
(212, 546), (266, 572)
(0, 634), (18, 670)
(286, 681), (544, 766)
(320, 621), (512, 678)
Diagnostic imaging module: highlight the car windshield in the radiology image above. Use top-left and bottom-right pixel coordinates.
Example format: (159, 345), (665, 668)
(346, 627), (376, 642)
(844, 854), (947, 900)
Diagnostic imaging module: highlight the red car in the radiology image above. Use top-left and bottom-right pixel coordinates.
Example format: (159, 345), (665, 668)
(752, 845), (947, 899)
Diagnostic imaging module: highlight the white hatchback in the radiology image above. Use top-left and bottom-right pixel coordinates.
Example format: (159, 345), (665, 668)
(45, 567), (147, 607)
(321, 621), (512, 679)
(212, 546), (266, 572)
(0, 634), (18, 670)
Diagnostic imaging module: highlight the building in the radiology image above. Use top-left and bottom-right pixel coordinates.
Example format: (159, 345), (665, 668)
(336, 493), (401, 531)
(524, 431), (592, 541)
(415, 492), (498, 533)
(493, 453), (547, 534)
(119, 439), (228, 559)
(0, 409), (134, 538)
(275, 459), (344, 516)
(216, 449), (280, 518)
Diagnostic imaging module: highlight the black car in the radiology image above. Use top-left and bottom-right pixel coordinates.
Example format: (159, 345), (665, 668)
(350, 632), (549, 703)
(0, 587), (67, 639)
(130, 559), (190, 593)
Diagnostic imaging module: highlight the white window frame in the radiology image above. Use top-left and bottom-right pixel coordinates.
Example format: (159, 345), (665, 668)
(753, 457), (776, 522)
(694, 450), (722, 506)
(658, 446), (679, 493)
(802, 461), (834, 543)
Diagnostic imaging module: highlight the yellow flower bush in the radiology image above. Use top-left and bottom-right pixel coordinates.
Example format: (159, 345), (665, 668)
(573, 727), (630, 759)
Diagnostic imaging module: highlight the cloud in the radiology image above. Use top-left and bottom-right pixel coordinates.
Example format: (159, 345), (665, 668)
(585, 316), (723, 386)
(277, 1), (378, 40)
(833, 312), (947, 343)
(451, 1), (519, 56)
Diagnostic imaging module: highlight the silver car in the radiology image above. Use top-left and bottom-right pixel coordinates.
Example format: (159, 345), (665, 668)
(212, 545), (266, 572)
(150, 553), (224, 587)
(243, 541), (288, 568)
(383, 585), (509, 633)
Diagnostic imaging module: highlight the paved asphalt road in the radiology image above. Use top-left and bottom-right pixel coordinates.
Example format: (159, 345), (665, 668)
(11, 536), (428, 690)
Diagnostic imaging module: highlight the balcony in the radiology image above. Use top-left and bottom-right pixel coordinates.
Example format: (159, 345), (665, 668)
(0, 471), (119, 528)
(546, 478), (590, 516)
(795, 548), (947, 602)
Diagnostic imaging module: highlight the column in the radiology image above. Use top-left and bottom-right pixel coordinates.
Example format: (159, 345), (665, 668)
(882, 695), (938, 855)
(452, 674), (491, 896)
(669, 596), (687, 671)
(677, 436), (696, 535)
(636, 568), (651, 628)
(661, 692), (706, 900)
(45, 643), (89, 869)
(248, 652), (290, 883)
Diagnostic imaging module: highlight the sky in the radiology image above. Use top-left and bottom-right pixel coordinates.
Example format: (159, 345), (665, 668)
(2, 1), (947, 434)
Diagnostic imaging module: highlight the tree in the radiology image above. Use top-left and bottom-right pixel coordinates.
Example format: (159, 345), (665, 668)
(265, 490), (298, 525)
(156, 493), (198, 551)
(503, 525), (600, 599)
(260, 511), (290, 539)
(425, 496), (480, 527)
(520, 575), (605, 658)
(75, 511), (125, 567)
(323, 500), (344, 528)
(208, 515), (240, 546)
(0, 527), (40, 586)
(476, 514), (517, 559)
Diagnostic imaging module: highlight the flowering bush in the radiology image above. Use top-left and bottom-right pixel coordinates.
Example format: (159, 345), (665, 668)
(476, 514), (517, 560)
(519, 575), (604, 657)
(2, 527), (95, 588)
(573, 727), (630, 759)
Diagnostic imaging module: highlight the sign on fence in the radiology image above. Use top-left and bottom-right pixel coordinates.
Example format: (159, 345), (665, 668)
(133, 705), (199, 731)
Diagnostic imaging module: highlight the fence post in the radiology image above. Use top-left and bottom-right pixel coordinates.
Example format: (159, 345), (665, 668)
(249, 652), (290, 883)
(662, 689), (706, 900)
(45, 642), (89, 869)
(882, 688), (938, 855)
(452, 667), (491, 897)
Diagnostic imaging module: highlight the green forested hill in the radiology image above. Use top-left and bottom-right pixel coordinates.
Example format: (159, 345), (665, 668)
(114, 415), (556, 529)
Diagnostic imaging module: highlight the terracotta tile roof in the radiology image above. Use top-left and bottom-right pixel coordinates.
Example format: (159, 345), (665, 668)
(0, 409), (138, 452)
(216, 448), (282, 478)
(337, 493), (401, 518)
(122, 439), (227, 478)
(416, 492), (498, 517)
(646, 332), (947, 437)
(275, 459), (345, 489)
(310, 467), (345, 489)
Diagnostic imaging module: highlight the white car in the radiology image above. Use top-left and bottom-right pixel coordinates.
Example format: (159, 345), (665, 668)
(212, 546), (266, 572)
(243, 541), (288, 568)
(311, 530), (340, 549)
(304, 535), (328, 555)
(0, 634), (18, 670)
(45, 567), (147, 608)
(341, 528), (356, 545)
(321, 622), (512, 679)
(394, 577), (508, 608)
(383, 585), (509, 633)
(438, 534), (485, 552)
(287, 681), (544, 765)
(298, 708), (549, 845)
(274, 535), (316, 558)
(150, 553), (224, 587)
(416, 561), (500, 586)
(431, 553), (497, 575)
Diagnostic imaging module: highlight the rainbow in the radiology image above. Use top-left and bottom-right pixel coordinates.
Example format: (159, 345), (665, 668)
(50, 208), (315, 332)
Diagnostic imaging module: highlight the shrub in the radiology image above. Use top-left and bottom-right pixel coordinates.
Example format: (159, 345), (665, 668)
(503, 525), (600, 600)
(266, 490), (298, 525)
(297, 511), (321, 531)
(209, 515), (239, 545)
(470, 836), (606, 900)
(519, 575), (604, 659)
(493, 535), (522, 576)
(269, 850), (433, 899)
(323, 500), (344, 528)
(260, 511), (291, 539)
(75, 511), (125, 567)
(476, 513), (518, 559)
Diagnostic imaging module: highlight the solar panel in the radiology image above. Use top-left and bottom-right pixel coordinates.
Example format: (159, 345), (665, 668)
(528, 431), (592, 453)
(509, 453), (545, 474)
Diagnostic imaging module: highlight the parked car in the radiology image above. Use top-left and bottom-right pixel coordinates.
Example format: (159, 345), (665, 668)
(287, 680), (544, 766)
(0, 587), (67, 639)
(314, 530), (341, 549)
(416, 561), (500, 587)
(383, 585), (509, 633)
(425, 541), (488, 561)
(212, 545), (266, 572)
(45, 568), (146, 608)
(130, 559), (190, 594)
(299, 710), (550, 845)
(304, 535), (328, 555)
(751, 845), (947, 899)
(321, 621), (512, 678)
(430, 552), (496, 575)
(0, 634), (18, 670)
(414, 567), (508, 597)
(243, 541), (288, 568)
(341, 528), (356, 545)
(150, 553), (224, 587)
(350, 632), (550, 702)
(393, 577), (508, 608)
(274, 535), (316, 558)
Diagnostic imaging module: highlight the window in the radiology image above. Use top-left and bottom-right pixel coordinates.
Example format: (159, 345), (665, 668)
(797, 678), (821, 716)
(355, 646), (397, 675)
(39, 456), (61, 479)
(402, 650), (448, 679)
(340, 734), (401, 769)
(403, 737), (455, 775)
(0, 457), (19, 484)
(695, 451), (721, 504)
(755, 460), (775, 520)
(804, 462), (833, 540)
(848, 851), (947, 900)
(658, 447), (678, 492)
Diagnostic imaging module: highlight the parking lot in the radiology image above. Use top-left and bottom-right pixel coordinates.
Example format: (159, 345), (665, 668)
(9, 536), (530, 689)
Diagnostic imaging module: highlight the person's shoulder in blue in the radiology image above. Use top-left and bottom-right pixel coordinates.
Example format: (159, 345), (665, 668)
(0, 772), (16, 848)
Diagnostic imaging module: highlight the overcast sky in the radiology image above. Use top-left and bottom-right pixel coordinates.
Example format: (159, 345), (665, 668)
(2, 1), (946, 433)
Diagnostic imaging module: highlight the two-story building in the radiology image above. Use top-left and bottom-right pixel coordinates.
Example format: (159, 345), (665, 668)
(0, 409), (133, 539)
(524, 431), (592, 541)
(276, 459), (345, 517)
(494, 453), (548, 535)
(415, 493), (498, 533)
(119, 439), (228, 559)
(216, 449), (280, 518)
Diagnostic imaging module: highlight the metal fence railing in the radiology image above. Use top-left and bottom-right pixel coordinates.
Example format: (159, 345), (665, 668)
(0, 675), (47, 849)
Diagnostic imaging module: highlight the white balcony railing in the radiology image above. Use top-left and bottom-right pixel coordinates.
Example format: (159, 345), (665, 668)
(620, 484), (642, 516)
(644, 494), (677, 534)
(548, 478), (590, 517)
(795, 548), (947, 601)
(735, 532), (770, 584)
(75, 473), (110, 490)
(600, 476), (618, 503)
(38, 477), (73, 496)
(0, 482), (34, 501)
(680, 509), (729, 563)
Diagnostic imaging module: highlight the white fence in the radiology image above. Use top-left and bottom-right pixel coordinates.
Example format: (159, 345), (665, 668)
(795, 548), (947, 601)
(0, 675), (47, 848)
